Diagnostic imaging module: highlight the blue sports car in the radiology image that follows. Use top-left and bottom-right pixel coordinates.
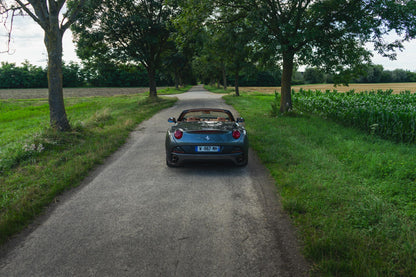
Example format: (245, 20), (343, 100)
(165, 108), (249, 167)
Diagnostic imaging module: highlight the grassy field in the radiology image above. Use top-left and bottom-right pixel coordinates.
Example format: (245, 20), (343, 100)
(218, 87), (416, 276)
(0, 87), (187, 243)
(240, 82), (416, 94)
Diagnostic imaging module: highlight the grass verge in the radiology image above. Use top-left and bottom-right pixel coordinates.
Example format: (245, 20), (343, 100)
(0, 90), (178, 244)
(203, 85), (235, 94)
(223, 92), (416, 276)
(157, 85), (193, 95)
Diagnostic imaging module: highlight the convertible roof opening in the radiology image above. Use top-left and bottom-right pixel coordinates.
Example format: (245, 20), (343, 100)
(178, 108), (235, 122)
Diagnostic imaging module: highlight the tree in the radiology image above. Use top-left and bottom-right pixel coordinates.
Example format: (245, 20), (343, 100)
(0, 61), (48, 88)
(62, 62), (85, 87)
(162, 48), (193, 89)
(218, 15), (254, 96)
(72, 0), (179, 98)
(355, 64), (384, 83)
(178, 2), (255, 94)
(196, 26), (229, 88)
(304, 67), (325, 84)
(215, 0), (416, 113)
(0, 0), (91, 130)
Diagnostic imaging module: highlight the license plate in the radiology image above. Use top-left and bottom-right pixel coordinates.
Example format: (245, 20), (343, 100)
(196, 146), (220, 152)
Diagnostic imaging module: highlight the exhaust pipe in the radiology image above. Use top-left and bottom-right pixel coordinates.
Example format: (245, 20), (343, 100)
(171, 154), (179, 163)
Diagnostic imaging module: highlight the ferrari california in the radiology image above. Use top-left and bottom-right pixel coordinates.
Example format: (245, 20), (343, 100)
(165, 108), (248, 167)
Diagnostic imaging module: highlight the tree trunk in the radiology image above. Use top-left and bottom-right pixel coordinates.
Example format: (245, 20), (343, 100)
(174, 71), (179, 89)
(44, 27), (70, 131)
(148, 65), (157, 98)
(222, 63), (227, 90)
(280, 51), (295, 113)
(235, 71), (240, 96)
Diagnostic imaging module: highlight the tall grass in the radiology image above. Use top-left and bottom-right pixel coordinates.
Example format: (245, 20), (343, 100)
(0, 92), (178, 243)
(224, 92), (416, 276)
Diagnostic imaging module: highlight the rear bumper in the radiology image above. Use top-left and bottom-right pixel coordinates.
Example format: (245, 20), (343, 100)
(168, 152), (247, 166)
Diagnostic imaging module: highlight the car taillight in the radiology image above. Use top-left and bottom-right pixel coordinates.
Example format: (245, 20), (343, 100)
(174, 130), (183, 139)
(232, 130), (241, 139)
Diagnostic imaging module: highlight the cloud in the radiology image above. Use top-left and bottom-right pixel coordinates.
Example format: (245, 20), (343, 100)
(0, 15), (79, 66)
(371, 40), (416, 71)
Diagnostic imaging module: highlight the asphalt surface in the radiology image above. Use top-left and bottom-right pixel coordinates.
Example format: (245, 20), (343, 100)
(0, 85), (309, 276)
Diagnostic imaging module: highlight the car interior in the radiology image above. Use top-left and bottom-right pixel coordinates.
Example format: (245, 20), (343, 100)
(182, 111), (231, 122)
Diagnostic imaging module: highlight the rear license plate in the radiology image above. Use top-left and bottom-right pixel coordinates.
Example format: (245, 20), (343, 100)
(196, 146), (220, 152)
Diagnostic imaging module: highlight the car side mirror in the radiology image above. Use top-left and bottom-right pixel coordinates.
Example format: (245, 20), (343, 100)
(168, 117), (176, 123)
(236, 117), (244, 123)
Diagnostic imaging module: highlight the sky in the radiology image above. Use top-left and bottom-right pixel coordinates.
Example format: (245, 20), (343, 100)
(1, 15), (416, 72)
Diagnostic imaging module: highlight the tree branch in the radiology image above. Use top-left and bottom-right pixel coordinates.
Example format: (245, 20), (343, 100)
(23, 0), (48, 29)
(61, 0), (86, 32)
(14, 0), (38, 22)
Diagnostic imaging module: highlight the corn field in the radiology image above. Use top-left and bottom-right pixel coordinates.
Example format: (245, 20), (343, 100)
(291, 89), (416, 143)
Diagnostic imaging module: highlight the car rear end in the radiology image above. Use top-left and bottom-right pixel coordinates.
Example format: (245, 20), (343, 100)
(166, 123), (248, 167)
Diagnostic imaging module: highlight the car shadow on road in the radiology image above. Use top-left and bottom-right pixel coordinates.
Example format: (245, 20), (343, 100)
(167, 161), (248, 176)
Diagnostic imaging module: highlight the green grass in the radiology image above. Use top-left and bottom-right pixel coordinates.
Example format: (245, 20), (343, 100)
(223, 92), (416, 276)
(145, 85), (193, 95)
(203, 84), (235, 94)
(0, 88), (179, 243)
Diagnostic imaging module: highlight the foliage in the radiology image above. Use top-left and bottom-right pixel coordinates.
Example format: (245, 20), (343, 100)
(292, 89), (416, 143)
(0, 90), (179, 244)
(82, 62), (174, 87)
(0, 61), (179, 88)
(214, 0), (416, 112)
(303, 67), (325, 84)
(0, 61), (47, 88)
(355, 65), (416, 83)
(161, 31), (197, 88)
(72, 0), (180, 97)
(62, 61), (85, 87)
(225, 92), (416, 276)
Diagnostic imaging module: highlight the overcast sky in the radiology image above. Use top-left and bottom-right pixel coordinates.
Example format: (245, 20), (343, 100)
(1, 15), (416, 71)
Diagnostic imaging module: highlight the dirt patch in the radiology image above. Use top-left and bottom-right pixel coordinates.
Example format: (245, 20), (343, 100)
(241, 83), (416, 94)
(0, 87), (165, 99)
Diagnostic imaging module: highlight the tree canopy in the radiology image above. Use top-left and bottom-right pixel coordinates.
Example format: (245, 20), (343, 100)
(208, 0), (416, 112)
(72, 0), (180, 98)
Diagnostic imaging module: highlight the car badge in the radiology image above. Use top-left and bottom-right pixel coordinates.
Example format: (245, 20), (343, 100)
(205, 136), (210, 141)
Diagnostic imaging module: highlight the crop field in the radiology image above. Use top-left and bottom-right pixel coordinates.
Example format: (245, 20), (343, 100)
(291, 89), (416, 143)
(241, 82), (416, 94)
(0, 87), (167, 99)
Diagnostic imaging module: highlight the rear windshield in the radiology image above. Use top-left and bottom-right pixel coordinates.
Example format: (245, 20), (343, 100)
(180, 110), (232, 122)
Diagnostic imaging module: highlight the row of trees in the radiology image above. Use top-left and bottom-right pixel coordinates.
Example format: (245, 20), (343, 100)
(1, 0), (416, 131)
(302, 65), (416, 85)
(3, 60), (416, 89)
(0, 61), (83, 88)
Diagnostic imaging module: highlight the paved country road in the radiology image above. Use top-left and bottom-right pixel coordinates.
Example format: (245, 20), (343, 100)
(0, 86), (309, 276)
